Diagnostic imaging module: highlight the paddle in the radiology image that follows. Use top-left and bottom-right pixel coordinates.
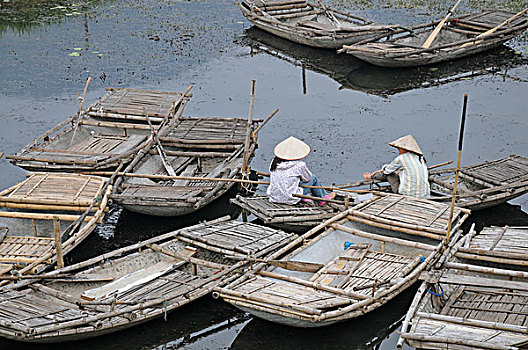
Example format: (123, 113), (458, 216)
(422, 0), (462, 49)
(461, 7), (528, 47)
(69, 77), (93, 147)
(445, 93), (468, 244)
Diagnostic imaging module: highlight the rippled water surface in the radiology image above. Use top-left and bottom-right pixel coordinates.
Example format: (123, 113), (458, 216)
(1, 0), (527, 348)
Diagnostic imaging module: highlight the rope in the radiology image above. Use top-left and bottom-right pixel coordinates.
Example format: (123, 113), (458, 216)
(163, 297), (168, 321)
(426, 284), (444, 297)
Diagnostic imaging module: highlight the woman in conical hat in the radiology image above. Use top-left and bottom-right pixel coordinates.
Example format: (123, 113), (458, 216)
(363, 134), (430, 198)
(267, 136), (334, 206)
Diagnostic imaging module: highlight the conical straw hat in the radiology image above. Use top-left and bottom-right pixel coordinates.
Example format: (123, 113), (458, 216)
(273, 136), (311, 160)
(388, 134), (423, 155)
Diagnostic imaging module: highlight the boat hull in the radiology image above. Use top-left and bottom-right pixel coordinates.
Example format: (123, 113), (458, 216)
(249, 19), (377, 49)
(352, 37), (514, 68)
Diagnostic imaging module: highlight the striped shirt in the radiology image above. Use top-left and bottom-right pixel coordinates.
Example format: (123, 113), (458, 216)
(382, 152), (430, 198)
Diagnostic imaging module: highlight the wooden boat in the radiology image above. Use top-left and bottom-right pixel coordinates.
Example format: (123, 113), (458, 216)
(7, 87), (191, 172)
(110, 113), (275, 216)
(398, 226), (528, 349)
(340, 9), (528, 67)
(214, 208), (465, 327)
(429, 155), (528, 210)
(0, 217), (296, 342)
(232, 190), (470, 234)
(0, 173), (110, 276)
(236, 0), (398, 49)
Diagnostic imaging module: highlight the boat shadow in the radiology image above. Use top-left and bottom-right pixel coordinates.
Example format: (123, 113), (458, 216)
(239, 26), (528, 97)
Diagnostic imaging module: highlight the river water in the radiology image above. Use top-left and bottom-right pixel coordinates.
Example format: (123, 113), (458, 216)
(1, 0), (528, 348)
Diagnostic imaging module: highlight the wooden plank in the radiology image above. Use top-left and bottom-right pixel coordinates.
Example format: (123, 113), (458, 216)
(81, 249), (195, 301)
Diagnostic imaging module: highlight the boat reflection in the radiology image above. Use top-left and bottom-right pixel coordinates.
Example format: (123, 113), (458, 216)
(240, 26), (528, 97)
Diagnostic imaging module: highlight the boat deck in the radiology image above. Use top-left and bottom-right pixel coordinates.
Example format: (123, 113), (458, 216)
(163, 116), (259, 144)
(409, 283), (528, 348)
(241, 0), (317, 20)
(456, 9), (528, 31)
(348, 194), (470, 240)
(87, 87), (190, 123)
(0, 173), (108, 271)
(231, 195), (336, 227)
(455, 226), (528, 267)
(176, 219), (296, 256)
(4, 173), (105, 208)
(460, 154), (528, 186)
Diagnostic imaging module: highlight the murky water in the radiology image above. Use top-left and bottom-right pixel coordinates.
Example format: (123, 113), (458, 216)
(1, 0), (528, 348)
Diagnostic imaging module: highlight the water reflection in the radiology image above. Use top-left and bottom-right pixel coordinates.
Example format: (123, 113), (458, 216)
(240, 26), (528, 97)
(0, 0), (94, 34)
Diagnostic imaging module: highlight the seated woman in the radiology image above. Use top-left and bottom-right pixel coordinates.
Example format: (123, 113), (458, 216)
(266, 136), (334, 206)
(363, 134), (430, 198)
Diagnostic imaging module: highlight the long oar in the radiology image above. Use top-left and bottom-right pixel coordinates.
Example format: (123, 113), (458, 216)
(70, 77), (93, 146)
(422, 0), (462, 48)
(462, 7), (528, 47)
(445, 93), (468, 244)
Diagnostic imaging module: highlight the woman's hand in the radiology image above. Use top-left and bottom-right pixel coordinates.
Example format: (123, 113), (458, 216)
(363, 172), (372, 180)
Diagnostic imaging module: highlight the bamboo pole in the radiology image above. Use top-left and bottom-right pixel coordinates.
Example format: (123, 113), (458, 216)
(53, 217), (64, 269)
(446, 94), (468, 244)
(399, 332), (515, 350)
(415, 311), (528, 334)
(70, 77), (92, 147)
(396, 282), (427, 349)
(446, 261), (528, 279)
(331, 223), (437, 251)
(257, 269), (367, 300)
(242, 80), (256, 177)
(0, 211), (93, 222)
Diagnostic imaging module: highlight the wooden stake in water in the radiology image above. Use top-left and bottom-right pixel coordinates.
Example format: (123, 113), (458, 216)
(53, 217), (64, 269)
(445, 93), (468, 244)
(242, 80), (256, 177)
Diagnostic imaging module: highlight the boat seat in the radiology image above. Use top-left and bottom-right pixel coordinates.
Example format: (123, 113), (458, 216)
(297, 19), (336, 31)
(81, 246), (197, 301)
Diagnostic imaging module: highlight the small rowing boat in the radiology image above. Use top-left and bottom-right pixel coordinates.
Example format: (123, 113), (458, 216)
(110, 112), (275, 216)
(7, 87), (191, 172)
(340, 9), (528, 67)
(0, 217), (296, 342)
(236, 0), (398, 49)
(214, 208), (464, 327)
